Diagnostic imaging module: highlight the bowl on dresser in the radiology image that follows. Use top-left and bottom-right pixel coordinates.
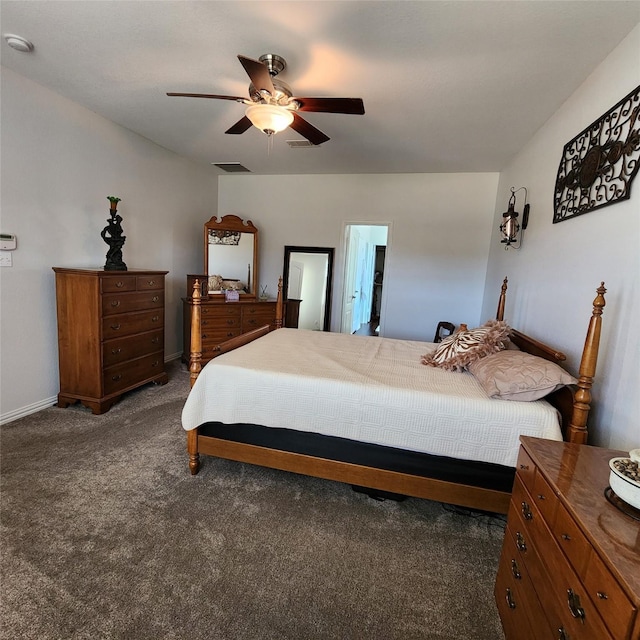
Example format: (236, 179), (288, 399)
(609, 456), (640, 510)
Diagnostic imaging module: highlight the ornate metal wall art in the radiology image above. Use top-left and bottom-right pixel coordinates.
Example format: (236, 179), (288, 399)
(553, 85), (640, 223)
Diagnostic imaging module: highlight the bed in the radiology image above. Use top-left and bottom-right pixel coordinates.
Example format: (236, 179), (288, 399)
(182, 277), (607, 513)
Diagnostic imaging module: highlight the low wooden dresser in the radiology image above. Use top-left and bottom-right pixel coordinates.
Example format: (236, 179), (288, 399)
(495, 436), (639, 640)
(53, 267), (169, 414)
(182, 296), (279, 365)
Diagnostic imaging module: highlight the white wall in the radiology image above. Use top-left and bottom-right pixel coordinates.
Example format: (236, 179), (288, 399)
(0, 68), (217, 422)
(482, 25), (640, 451)
(218, 172), (499, 340)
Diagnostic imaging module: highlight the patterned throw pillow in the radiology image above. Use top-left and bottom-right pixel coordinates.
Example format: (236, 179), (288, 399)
(468, 350), (577, 401)
(421, 320), (511, 372)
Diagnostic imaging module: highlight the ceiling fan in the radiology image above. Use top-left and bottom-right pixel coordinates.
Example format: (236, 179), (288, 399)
(167, 54), (365, 146)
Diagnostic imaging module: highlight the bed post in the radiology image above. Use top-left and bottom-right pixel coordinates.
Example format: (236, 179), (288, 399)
(275, 276), (283, 329)
(496, 277), (508, 321)
(189, 280), (202, 388)
(567, 282), (606, 444)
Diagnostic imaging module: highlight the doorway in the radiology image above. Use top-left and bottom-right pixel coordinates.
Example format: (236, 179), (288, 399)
(341, 224), (389, 336)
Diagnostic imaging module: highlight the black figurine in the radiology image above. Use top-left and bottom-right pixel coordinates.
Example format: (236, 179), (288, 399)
(102, 197), (127, 271)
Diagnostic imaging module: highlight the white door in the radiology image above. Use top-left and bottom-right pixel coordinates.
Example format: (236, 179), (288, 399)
(341, 226), (361, 334)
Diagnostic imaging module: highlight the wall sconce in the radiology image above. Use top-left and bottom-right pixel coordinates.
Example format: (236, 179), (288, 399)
(500, 187), (530, 250)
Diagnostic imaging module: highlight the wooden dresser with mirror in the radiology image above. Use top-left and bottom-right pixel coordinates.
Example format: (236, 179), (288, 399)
(182, 215), (280, 365)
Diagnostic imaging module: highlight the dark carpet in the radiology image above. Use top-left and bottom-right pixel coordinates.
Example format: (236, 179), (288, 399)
(1, 361), (506, 639)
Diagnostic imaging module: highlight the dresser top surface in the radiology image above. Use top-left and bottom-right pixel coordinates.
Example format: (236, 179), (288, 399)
(53, 267), (168, 275)
(521, 436), (639, 602)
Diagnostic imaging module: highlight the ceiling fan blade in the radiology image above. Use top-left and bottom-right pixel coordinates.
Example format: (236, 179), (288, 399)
(237, 55), (275, 97)
(290, 112), (330, 145)
(293, 97), (365, 115)
(225, 116), (253, 135)
(166, 92), (246, 102)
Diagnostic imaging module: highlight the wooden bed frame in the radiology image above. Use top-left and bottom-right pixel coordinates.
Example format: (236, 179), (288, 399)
(185, 277), (607, 514)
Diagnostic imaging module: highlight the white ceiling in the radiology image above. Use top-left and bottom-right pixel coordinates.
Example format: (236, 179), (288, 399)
(2, 1), (639, 176)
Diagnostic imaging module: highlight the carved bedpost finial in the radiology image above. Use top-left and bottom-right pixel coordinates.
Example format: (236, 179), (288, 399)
(275, 276), (284, 329)
(567, 282), (606, 444)
(189, 279), (202, 388)
(496, 276), (508, 321)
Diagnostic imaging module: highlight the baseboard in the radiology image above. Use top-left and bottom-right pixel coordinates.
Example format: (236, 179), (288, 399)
(1, 396), (58, 425)
(1, 353), (184, 426)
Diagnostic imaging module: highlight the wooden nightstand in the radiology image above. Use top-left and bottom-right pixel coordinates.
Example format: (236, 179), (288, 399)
(495, 436), (639, 640)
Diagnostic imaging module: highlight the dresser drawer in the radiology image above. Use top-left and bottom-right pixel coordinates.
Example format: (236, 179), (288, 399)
(515, 446), (536, 493)
(103, 352), (164, 395)
(102, 309), (164, 340)
(531, 469), (558, 525)
(201, 305), (241, 319)
(201, 315), (240, 330)
(101, 275), (137, 293)
(496, 526), (555, 639)
(584, 550), (636, 640)
(201, 328), (242, 345)
(136, 275), (164, 290)
(102, 291), (164, 316)
(102, 329), (163, 367)
(553, 500), (591, 577)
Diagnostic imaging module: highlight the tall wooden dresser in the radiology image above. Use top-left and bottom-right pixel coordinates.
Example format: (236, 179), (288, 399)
(182, 296), (279, 365)
(495, 436), (639, 640)
(53, 267), (168, 414)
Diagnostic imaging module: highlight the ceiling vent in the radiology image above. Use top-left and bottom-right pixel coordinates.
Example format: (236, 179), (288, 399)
(212, 162), (251, 173)
(286, 140), (317, 148)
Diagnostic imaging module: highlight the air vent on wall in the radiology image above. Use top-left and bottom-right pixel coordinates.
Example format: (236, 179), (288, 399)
(212, 162), (252, 172)
(286, 140), (317, 148)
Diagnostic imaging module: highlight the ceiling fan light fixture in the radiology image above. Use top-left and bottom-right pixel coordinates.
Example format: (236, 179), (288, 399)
(245, 104), (293, 136)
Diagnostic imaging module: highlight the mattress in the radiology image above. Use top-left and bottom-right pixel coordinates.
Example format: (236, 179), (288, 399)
(182, 328), (563, 468)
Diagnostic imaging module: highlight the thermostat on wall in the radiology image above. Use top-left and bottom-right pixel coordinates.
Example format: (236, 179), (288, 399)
(0, 234), (17, 250)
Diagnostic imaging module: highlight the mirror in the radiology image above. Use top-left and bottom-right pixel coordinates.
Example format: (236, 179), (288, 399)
(282, 246), (334, 331)
(204, 215), (258, 298)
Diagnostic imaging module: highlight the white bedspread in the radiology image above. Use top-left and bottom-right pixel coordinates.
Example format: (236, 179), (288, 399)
(181, 329), (563, 468)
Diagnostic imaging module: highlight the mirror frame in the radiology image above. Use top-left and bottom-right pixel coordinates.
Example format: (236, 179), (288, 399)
(204, 215), (258, 299)
(282, 246), (334, 332)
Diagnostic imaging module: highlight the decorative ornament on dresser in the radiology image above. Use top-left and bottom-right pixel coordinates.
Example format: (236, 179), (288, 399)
(553, 84), (640, 223)
(102, 196), (127, 271)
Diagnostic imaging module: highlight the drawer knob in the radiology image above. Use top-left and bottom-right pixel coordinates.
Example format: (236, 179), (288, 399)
(505, 588), (516, 609)
(152, 316), (159, 322)
(116, 281), (124, 288)
(111, 300), (121, 308)
(110, 324), (121, 331)
(521, 501), (533, 520)
(567, 589), (585, 622)
(537, 493), (546, 500)
(111, 374), (122, 382)
(152, 296), (159, 303)
(516, 531), (527, 552)
(111, 348), (121, 355)
(152, 360), (159, 367)
(561, 533), (571, 541)
(596, 591), (608, 600)
(147, 280), (155, 286)
(557, 628), (568, 640)
(519, 463), (529, 470)
(227, 320), (234, 325)
(151, 337), (159, 344)
(510, 559), (521, 580)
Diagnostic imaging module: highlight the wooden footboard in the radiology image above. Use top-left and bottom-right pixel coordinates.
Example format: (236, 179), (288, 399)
(188, 277), (284, 388)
